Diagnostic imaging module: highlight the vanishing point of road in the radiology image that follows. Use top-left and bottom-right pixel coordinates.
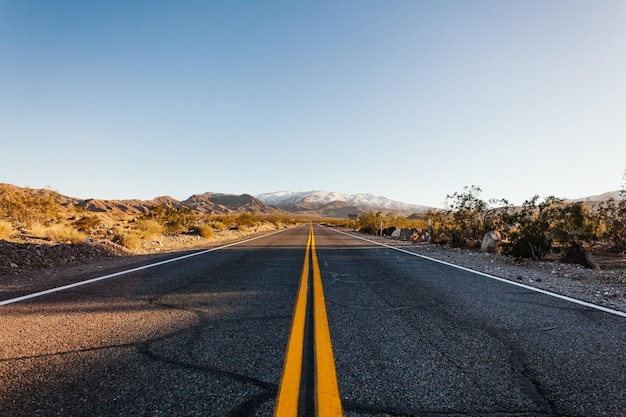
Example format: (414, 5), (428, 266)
(1, 224), (626, 416)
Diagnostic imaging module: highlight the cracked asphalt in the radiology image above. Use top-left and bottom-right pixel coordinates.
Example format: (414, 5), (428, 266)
(2, 224), (626, 416)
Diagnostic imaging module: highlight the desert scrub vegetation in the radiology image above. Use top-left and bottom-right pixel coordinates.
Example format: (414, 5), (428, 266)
(44, 224), (86, 244)
(113, 230), (141, 250)
(139, 206), (196, 234)
(361, 174), (626, 260)
(0, 186), (60, 227)
(132, 219), (164, 239)
(71, 215), (102, 232)
(26, 222), (86, 244)
(0, 220), (13, 239)
(196, 224), (214, 239)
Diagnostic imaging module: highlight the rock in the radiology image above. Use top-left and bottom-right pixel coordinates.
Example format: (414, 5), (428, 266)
(560, 244), (600, 270)
(480, 230), (501, 253)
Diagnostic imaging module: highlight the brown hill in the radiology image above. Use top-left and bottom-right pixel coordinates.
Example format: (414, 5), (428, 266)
(183, 193), (282, 215)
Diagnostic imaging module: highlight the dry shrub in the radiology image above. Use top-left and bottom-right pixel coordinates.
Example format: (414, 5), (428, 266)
(0, 220), (13, 239)
(113, 231), (141, 250)
(45, 224), (86, 244)
(28, 222), (49, 238)
(197, 224), (214, 239)
(209, 221), (227, 231)
(133, 220), (163, 239)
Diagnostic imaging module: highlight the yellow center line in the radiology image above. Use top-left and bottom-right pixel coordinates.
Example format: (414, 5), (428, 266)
(274, 225), (343, 417)
(274, 229), (311, 416)
(311, 228), (343, 415)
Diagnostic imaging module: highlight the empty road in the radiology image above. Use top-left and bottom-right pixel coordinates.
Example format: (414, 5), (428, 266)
(1, 224), (626, 416)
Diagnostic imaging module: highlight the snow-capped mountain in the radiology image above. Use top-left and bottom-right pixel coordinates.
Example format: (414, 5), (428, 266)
(256, 190), (431, 214)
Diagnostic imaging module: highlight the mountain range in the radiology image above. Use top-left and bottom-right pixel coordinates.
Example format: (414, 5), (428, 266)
(2, 184), (623, 218)
(72, 191), (429, 217)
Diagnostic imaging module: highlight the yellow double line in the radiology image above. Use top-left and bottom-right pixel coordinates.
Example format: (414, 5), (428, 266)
(274, 225), (343, 416)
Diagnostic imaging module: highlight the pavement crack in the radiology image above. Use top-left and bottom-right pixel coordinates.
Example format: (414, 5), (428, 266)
(138, 343), (277, 415)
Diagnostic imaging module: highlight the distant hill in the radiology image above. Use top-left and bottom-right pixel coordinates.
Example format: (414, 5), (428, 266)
(183, 193), (280, 215)
(571, 190), (625, 202)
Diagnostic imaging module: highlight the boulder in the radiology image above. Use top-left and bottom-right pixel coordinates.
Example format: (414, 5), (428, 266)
(561, 244), (599, 269)
(480, 230), (501, 253)
(399, 228), (412, 240)
(382, 227), (396, 237)
(390, 229), (401, 238)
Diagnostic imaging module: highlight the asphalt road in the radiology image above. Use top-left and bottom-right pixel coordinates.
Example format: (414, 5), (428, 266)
(1, 224), (626, 417)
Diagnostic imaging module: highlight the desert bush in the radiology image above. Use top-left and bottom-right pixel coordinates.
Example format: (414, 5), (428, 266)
(0, 220), (13, 239)
(0, 187), (60, 227)
(550, 201), (596, 246)
(113, 230), (141, 250)
(423, 209), (453, 244)
(358, 211), (383, 235)
(196, 224), (214, 239)
(133, 219), (164, 239)
(596, 198), (626, 253)
(209, 220), (227, 231)
(237, 212), (257, 227)
(445, 185), (489, 248)
(500, 196), (561, 259)
(45, 224), (86, 244)
(72, 215), (102, 232)
(140, 206), (195, 234)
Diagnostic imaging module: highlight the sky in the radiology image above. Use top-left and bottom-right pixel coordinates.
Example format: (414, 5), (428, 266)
(1, 0), (625, 208)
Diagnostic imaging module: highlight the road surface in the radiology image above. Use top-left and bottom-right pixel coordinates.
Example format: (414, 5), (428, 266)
(1, 224), (626, 416)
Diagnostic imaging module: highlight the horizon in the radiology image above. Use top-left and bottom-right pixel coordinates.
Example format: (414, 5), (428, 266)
(2, 1), (625, 207)
(3, 182), (622, 210)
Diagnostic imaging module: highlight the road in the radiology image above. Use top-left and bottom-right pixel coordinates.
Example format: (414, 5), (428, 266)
(1, 224), (626, 417)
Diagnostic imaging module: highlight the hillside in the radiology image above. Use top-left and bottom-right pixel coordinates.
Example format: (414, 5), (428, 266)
(183, 193), (280, 215)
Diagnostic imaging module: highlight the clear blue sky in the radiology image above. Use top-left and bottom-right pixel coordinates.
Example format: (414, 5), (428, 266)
(1, 1), (625, 208)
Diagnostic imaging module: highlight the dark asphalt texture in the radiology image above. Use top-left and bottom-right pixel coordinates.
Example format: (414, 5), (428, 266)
(1, 224), (626, 416)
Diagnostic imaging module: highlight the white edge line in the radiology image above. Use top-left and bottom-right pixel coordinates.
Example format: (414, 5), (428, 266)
(0, 228), (289, 307)
(330, 228), (626, 319)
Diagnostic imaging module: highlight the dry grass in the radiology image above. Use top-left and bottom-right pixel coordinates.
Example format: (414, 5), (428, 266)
(133, 220), (164, 239)
(113, 230), (142, 250)
(208, 221), (227, 231)
(197, 224), (214, 239)
(44, 224), (86, 244)
(0, 220), (13, 239)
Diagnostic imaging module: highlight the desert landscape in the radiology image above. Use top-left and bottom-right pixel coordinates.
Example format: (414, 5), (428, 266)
(1, 183), (625, 315)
